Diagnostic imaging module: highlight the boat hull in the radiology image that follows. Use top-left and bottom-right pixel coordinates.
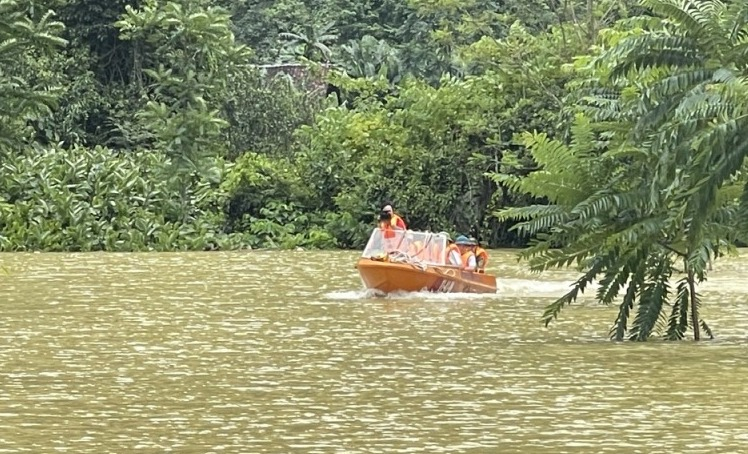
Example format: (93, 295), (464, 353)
(355, 258), (496, 294)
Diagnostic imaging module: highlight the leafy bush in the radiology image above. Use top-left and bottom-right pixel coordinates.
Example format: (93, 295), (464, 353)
(221, 152), (333, 248)
(0, 145), (242, 251)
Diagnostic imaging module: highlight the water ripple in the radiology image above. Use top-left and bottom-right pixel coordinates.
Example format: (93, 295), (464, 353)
(0, 250), (747, 452)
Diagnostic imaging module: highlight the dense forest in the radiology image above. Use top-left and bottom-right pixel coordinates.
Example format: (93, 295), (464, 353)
(0, 0), (632, 251)
(4, 0), (748, 338)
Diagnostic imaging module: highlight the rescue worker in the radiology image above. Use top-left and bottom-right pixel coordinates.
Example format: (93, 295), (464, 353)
(405, 231), (424, 258)
(377, 204), (406, 245)
(444, 232), (462, 266)
(426, 232), (446, 263)
(470, 236), (489, 273)
(455, 235), (477, 271)
(378, 203), (406, 230)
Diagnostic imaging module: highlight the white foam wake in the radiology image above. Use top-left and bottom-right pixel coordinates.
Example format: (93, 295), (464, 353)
(323, 277), (581, 301)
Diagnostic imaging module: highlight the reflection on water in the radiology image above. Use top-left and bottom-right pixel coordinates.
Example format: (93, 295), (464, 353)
(0, 249), (747, 453)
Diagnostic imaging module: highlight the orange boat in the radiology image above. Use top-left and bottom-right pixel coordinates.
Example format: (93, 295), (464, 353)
(355, 229), (497, 294)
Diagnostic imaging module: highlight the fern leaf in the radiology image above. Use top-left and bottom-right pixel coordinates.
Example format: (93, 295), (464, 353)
(541, 256), (608, 326)
(629, 255), (672, 340)
(610, 266), (645, 341)
(608, 34), (704, 80)
(700, 319), (714, 339)
(640, 0), (709, 38)
(496, 204), (565, 222)
(596, 265), (630, 305)
(526, 231), (614, 271)
(665, 278), (691, 340)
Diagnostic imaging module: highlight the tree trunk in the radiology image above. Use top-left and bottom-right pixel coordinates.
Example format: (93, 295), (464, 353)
(587, 0), (596, 41)
(687, 266), (701, 341)
(566, 0), (585, 43)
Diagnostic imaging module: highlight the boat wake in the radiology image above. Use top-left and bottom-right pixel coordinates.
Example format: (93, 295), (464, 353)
(324, 274), (748, 302)
(324, 278), (576, 301)
(323, 289), (499, 301)
(496, 278), (575, 297)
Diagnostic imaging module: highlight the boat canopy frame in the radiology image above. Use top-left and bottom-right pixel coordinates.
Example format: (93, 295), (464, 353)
(361, 229), (449, 266)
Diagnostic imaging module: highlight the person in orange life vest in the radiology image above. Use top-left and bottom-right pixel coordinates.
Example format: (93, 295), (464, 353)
(427, 233), (445, 263)
(469, 236), (489, 273)
(455, 235), (477, 270)
(406, 233), (425, 259)
(379, 204), (406, 230)
(443, 232), (462, 266)
(378, 208), (397, 240)
(378, 204), (406, 241)
(420, 232), (442, 263)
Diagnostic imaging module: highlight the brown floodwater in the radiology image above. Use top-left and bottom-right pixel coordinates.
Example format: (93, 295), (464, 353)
(0, 249), (747, 453)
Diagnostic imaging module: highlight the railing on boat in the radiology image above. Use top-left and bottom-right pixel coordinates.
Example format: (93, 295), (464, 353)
(361, 229), (449, 266)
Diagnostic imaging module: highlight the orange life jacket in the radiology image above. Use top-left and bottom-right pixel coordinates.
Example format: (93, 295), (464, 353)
(378, 220), (396, 239)
(446, 244), (462, 266)
(391, 213), (406, 230)
(380, 212), (404, 231)
(407, 240), (424, 258)
(429, 242), (443, 263)
(461, 250), (476, 270)
(475, 247), (488, 271)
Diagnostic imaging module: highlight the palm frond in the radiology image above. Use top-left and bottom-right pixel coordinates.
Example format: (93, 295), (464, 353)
(640, 0), (709, 38)
(665, 278), (691, 340)
(610, 266), (646, 340)
(541, 255), (609, 326)
(629, 255), (672, 340)
(498, 204), (569, 235)
(570, 187), (646, 220)
(607, 34), (704, 80)
(700, 319), (715, 339)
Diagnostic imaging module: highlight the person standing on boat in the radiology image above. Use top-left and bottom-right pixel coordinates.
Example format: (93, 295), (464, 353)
(443, 233), (463, 267)
(470, 236), (489, 273)
(378, 203), (407, 231)
(455, 235), (477, 271)
(376, 204), (405, 256)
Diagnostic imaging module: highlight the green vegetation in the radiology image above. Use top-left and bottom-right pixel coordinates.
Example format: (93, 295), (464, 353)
(495, 0), (748, 341)
(3, 0), (748, 339)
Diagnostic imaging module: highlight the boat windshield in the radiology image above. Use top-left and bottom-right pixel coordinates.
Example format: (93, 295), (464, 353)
(361, 229), (448, 266)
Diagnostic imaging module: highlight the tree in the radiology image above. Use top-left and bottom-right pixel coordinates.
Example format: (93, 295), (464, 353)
(493, 112), (739, 341)
(115, 0), (251, 220)
(394, 0), (504, 83)
(338, 35), (403, 83)
(494, 0), (748, 341)
(279, 20), (338, 62)
(596, 0), (748, 339)
(0, 0), (66, 151)
(223, 66), (322, 159)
